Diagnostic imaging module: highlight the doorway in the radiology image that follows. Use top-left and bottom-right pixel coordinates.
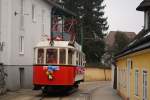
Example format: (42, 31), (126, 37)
(19, 68), (24, 88)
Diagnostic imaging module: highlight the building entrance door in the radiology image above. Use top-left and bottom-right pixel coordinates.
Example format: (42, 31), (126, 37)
(19, 68), (24, 88)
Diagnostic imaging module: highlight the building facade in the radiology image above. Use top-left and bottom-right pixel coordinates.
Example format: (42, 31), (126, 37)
(115, 0), (150, 99)
(0, 0), (53, 90)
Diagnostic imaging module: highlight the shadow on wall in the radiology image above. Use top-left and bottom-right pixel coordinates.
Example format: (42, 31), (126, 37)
(84, 67), (111, 81)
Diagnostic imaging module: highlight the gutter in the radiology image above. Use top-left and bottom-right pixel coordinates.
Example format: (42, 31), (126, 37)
(115, 42), (150, 59)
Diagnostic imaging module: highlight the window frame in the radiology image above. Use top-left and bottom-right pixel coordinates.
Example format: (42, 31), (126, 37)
(46, 48), (58, 64)
(37, 48), (44, 64)
(59, 48), (66, 65)
(19, 36), (24, 55)
(32, 4), (36, 23)
(142, 69), (148, 100)
(68, 48), (74, 65)
(134, 69), (139, 96)
(35, 47), (84, 66)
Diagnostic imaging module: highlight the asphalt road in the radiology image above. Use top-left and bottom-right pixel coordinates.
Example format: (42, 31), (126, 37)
(0, 81), (122, 100)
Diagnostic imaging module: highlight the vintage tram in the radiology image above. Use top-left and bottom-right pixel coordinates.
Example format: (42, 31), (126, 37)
(33, 39), (85, 92)
(33, 4), (85, 93)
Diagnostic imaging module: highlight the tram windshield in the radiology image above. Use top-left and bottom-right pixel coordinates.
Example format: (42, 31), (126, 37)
(59, 49), (66, 64)
(37, 49), (44, 64)
(46, 49), (57, 64)
(36, 47), (85, 66)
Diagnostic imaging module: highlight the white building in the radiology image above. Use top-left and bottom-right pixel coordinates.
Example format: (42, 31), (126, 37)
(0, 0), (56, 91)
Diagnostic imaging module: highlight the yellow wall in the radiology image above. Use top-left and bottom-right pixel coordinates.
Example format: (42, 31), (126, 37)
(84, 68), (111, 81)
(116, 49), (150, 100)
(116, 59), (128, 99)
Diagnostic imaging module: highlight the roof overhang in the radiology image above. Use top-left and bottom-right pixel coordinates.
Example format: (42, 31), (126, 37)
(35, 40), (82, 51)
(44, 0), (76, 17)
(115, 42), (150, 59)
(136, 0), (150, 11)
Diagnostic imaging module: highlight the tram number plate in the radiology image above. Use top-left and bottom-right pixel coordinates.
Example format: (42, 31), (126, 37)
(43, 66), (60, 71)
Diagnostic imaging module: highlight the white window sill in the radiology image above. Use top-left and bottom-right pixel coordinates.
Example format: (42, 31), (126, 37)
(134, 95), (140, 100)
(32, 19), (36, 23)
(19, 52), (24, 55)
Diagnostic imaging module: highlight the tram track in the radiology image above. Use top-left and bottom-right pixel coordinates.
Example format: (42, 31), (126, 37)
(0, 81), (114, 100)
(36, 84), (109, 100)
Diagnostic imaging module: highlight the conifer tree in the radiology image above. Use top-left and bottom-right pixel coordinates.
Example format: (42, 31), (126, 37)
(62, 0), (108, 65)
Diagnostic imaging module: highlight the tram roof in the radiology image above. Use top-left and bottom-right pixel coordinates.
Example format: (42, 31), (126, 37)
(35, 40), (82, 51)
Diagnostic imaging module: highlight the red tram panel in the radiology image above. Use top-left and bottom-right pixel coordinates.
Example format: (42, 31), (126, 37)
(33, 66), (76, 85)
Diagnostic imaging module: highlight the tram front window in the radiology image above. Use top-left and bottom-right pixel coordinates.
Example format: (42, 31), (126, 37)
(46, 49), (57, 64)
(60, 49), (66, 64)
(37, 49), (44, 64)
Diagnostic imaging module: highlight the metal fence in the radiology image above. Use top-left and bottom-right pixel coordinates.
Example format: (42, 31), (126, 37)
(0, 63), (6, 95)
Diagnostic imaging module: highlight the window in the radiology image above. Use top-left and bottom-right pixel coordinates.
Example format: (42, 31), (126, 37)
(46, 49), (57, 64)
(79, 53), (81, 66)
(37, 49), (44, 64)
(32, 4), (36, 22)
(144, 11), (150, 30)
(76, 52), (78, 65)
(127, 59), (132, 97)
(19, 36), (24, 54)
(68, 49), (73, 65)
(120, 69), (122, 84)
(80, 54), (82, 66)
(118, 69), (121, 90)
(82, 55), (85, 66)
(59, 49), (66, 64)
(134, 69), (139, 96)
(143, 70), (148, 100)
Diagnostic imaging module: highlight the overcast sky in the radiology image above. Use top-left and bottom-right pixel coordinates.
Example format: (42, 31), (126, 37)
(104, 0), (144, 34)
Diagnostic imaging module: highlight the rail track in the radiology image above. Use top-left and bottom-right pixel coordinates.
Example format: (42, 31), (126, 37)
(0, 81), (113, 100)
(33, 82), (109, 100)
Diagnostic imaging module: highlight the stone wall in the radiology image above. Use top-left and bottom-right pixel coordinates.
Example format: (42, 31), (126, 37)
(0, 63), (6, 95)
(84, 67), (111, 81)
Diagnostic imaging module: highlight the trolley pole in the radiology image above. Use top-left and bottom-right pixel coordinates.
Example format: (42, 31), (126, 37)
(81, 23), (83, 51)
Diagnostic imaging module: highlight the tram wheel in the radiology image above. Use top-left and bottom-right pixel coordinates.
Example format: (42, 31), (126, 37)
(42, 86), (49, 94)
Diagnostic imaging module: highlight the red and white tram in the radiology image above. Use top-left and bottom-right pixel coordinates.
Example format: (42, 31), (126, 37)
(33, 39), (85, 92)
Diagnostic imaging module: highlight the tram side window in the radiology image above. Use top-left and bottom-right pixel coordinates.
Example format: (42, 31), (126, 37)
(83, 55), (86, 66)
(37, 49), (44, 64)
(79, 53), (83, 66)
(76, 52), (79, 65)
(46, 49), (57, 64)
(79, 53), (81, 66)
(68, 49), (73, 65)
(59, 49), (66, 64)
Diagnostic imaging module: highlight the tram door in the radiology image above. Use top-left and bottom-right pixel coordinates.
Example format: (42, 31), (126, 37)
(19, 68), (24, 88)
